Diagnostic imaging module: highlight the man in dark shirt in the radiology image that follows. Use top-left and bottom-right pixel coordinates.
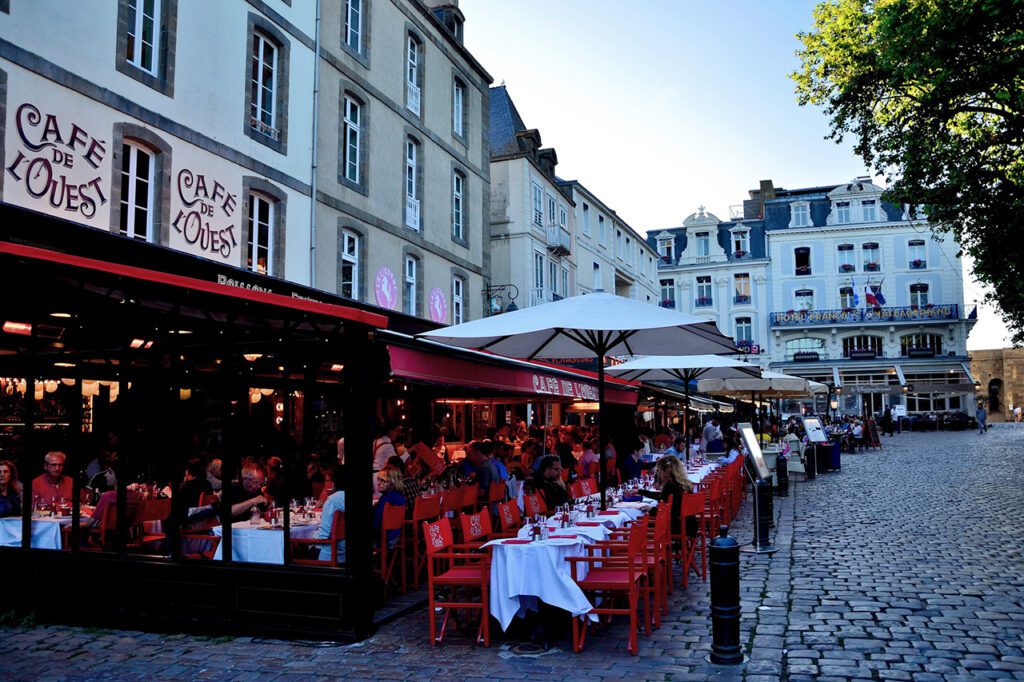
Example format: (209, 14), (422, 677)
(468, 440), (504, 508)
(530, 455), (569, 509)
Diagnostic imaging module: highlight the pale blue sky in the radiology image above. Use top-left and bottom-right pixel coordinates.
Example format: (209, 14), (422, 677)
(460, 0), (1010, 349)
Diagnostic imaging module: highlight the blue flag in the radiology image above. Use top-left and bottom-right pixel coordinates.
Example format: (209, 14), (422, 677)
(852, 278), (860, 307)
(875, 283), (886, 306)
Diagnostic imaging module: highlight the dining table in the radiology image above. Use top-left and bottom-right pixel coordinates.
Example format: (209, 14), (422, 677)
(483, 497), (659, 631)
(211, 518), (320, 564)
(0, 516), (69, 550)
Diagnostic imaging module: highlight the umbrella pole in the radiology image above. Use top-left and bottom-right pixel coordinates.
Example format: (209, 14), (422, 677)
(597, 351), (608, 511)
(684, 380), (691, 463)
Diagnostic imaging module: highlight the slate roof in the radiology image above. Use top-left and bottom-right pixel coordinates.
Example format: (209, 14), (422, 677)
(489, 85), (528, 157)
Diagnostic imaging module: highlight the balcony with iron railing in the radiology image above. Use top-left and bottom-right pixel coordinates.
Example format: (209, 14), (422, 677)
(546, 224), (571, 256)
(405, 196), (420, 230)
(909, 259), (927, 270)
(733, 294), (751, 305)
(695, 296), (713, 308)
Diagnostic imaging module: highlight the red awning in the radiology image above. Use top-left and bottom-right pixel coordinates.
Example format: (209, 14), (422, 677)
(389, 344), (638, 405)
(0, 241), (389, 328)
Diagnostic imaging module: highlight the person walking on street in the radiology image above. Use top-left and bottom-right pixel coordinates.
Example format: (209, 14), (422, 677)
(881, 407), (895, 437)
(976, 403), (988, 434)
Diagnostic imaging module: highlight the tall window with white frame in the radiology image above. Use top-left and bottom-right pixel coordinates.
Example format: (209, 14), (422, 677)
(452, 171), (464, 241)
(735, 317), (753, 344)
(862, 242), (880, 271)
(126, 0), (161, 75)
(247, 193), (273, 275)
(734, 273), (751, 304)
(250, 32), (278, 140)
(342, 95), (361, 185)
(452, 276), (464, 325)
(795, 246), (811, 275)
(340, 230), (359, 300)
(561, 268), (568, 299)
(549, 261), (558, 300)
(908, 239), (926, 269)
(791, 203), (809, 227)
(836, 201), (851, 224)
(909, 283), (929, 307)
(533, 252), (544, 305)
(598, 214), (606, 244)
(344, 0), (362, 53)
(119, 142), (154, 241)
(592, 262), (601, 291)
(582, 203), (591, 236)
(406, 34), (421, 115)
(695, 232), (710, 257)
(861, 199), (877, 222)
(404, 138), (419, 230)
(733, 230), (749, 256)
(452, 79), (465, 137)
(660, 279), (675, 308)
(404, 255), (418, 316)
(795, 288), (815, 311)
(696, 276), (712, 307)
(837, 243), (855, 272)
(839, 286), (855, 309)
(532, 184), (543, 227)
(547, 195), (557, 226)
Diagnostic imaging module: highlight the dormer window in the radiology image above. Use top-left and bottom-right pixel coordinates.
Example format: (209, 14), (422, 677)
(862, 199), (877, 222)
(733, 230), (749, 256)
(695, 232), (710, 257)
(657, 237), (674, 263)
(790, 202), (810, 228)
(836, 201), (851, 224)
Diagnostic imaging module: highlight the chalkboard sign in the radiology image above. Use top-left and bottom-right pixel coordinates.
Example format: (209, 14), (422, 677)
(866, 419), (881, 449)
(739, 422), (771, 480)
(801, 416), (828, 444)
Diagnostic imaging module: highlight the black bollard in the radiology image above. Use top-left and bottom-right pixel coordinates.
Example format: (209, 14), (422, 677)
(709, 525), (743, 665)
(775, 452), (789, 497)
(804, 444), (817, 480)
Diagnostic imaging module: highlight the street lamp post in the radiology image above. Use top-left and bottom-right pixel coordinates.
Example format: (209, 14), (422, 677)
(482, 283), (519, 315)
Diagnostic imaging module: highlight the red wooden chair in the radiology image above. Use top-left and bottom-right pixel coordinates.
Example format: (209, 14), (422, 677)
(129, 497), (172, 549)
(180, 531), (221, 560)
(291, 510), (345, 566)
(568, 480), (584, 499)
(577, 477), (597, 498)
(375, 503), (407, 593)
(423, 516), (491, 647)
(567, 517), (650, 655)
(407, 494), (442, 589)
(677, 493), (708, 586)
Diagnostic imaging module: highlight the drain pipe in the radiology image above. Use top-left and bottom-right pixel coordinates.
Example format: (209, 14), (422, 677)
(308, 0), (322, 287)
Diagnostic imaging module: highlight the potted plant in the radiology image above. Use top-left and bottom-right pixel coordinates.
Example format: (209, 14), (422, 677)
(734, 249), (746, 258)
(865, 261), (879, 271)
(696, 296), (712, 306)
(796, 265), (811, 276)
(839, 263), (854, 273)
(911, 258), (924, 268)
(841, 307), (854, 313)
(661, 255), (672, 263)
(661, 298), (675, 308)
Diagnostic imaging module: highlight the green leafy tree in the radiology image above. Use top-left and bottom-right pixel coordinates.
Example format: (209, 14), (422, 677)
(793, 0), (1024, 345)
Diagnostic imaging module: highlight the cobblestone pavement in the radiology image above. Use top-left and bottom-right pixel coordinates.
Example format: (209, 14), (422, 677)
(2, 424), (1023, 680)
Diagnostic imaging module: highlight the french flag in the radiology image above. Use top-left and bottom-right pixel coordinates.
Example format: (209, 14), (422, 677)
(864, 286), (879, 308)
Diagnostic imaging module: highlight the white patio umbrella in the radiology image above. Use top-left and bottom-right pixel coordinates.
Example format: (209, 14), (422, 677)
(607, 355), (762, 452)
(698, 370), (823, 442)
(419, 292), (737, 507)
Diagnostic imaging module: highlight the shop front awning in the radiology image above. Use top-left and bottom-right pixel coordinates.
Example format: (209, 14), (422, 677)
(385, 334), (638, 405)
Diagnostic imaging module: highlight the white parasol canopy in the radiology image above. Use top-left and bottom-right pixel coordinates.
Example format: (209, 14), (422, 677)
(697, 370), (819, 398)
(419, 292), (737, 359)
(419, 292), (736, 507)
(606, 354), (761, 383)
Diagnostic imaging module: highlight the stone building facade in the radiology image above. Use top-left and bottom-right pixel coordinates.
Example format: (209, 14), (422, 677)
(971, 348), (1024, 421)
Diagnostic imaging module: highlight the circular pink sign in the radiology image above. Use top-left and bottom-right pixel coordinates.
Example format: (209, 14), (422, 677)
(374, 266), (398, 309)
(428, 287), (447, 323)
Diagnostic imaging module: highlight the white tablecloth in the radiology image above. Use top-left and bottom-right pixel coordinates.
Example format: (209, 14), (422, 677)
(484, 536), (595, 631)
(0, 517), (65, 549)
(212, 521), (319, 564)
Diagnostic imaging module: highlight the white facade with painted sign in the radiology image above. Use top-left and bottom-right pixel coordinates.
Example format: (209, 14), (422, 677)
(0, 0), (316, 282)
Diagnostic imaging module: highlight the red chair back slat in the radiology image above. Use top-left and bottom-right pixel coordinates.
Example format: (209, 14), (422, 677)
(487, 482), (506, 505)
(579, 477), (596, 497)
(423, 516), (454, 555)
(459, 509), (493, 544)
(440, 490), (461, 517)
(460, 483), (480, 511)
(496, 500), (522, 532)
(568, 481), (583, 499)
(413, 494), (442, 523)
(523, 492), (546, 517)
(381, 503), (406, 536)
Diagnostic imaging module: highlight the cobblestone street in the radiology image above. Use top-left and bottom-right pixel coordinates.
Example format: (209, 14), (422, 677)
(2, 425), (1023, 681)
